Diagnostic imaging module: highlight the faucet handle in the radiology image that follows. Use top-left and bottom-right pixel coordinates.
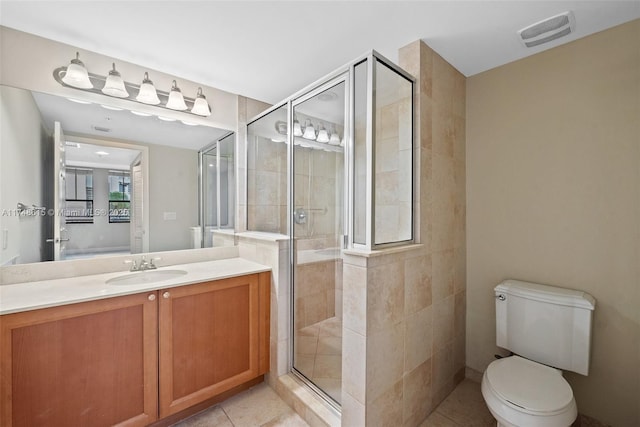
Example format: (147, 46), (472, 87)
(124, 259), (138, 271)
(149, 257), (161, 269)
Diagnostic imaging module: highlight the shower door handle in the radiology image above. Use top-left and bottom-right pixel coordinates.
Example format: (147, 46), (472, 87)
(46, 237), (70, 243)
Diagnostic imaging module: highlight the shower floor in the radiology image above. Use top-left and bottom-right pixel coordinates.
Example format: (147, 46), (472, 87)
(294, 316), (342, 403)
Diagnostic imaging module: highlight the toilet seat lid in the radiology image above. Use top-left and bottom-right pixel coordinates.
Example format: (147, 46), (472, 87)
(486, 356), (574, 414)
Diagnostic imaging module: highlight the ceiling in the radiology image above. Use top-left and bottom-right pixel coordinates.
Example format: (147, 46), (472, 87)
(1, 1), (638, 104)
(65, 141), (141, 171)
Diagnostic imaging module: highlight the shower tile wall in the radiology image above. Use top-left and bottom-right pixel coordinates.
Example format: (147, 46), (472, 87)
(294, 259), (341, 329)
(341, 41), (466, 427)
(247, 138), (287, 234)
(294, 148), (342, 239)
(374, 76), (413, 244)
(236, 95), (272, 232)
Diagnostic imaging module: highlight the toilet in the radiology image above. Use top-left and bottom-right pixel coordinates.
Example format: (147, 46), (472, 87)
(481, 279), (596, 427)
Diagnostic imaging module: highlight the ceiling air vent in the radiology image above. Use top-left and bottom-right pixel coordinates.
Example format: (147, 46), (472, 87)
(518, 11), (575, 48)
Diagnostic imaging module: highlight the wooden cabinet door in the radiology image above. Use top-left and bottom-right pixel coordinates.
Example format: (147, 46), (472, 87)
(158, 272), (270, 417)
(0, 292), (158, 427)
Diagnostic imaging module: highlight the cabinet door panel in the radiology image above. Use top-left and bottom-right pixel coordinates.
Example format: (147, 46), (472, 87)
(159, 274), (261, 417)
(0, 293), (158, 427)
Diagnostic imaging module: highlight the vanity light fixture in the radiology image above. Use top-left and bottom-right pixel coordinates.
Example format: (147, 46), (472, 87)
(316, 123), (330, 143)
(136, 72), (161, 105)
(166, 80), (188, 111)
(302, 120), (316, 140)
(61, 52), (93, 89)
(190, 87), (211, 116)
(101, 63), (129, 98)
(54, 52), (214, 119)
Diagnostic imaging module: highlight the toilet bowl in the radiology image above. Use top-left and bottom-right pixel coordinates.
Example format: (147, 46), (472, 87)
(481, 356), (577, 427)
(481, 280), (595, 427)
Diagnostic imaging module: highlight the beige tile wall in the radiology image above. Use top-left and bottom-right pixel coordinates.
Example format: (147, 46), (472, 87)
(294, 259), (337, 330)
(341, 40), (466, 427)
(374, 78), (413, 244)
(237, 233), (290, 387)
(236, 95), (272, 232)
(246, 135), (288, 234)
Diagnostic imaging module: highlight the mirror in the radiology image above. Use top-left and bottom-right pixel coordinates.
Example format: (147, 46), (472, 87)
(0, 84), (234, 266)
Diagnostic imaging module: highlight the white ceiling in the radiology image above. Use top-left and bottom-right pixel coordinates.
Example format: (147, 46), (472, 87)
(65, 141), (141, 171)
(1, 1), (638, 104)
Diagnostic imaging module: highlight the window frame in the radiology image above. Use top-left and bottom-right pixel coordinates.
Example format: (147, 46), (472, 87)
(65, 167), (94, 224)
(108, 170), (131, 224)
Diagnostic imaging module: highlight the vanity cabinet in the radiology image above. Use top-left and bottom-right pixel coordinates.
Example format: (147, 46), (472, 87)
(158, 272), (271, 417)
(0, 292), (159, 427)
(0, 271), (271, 426)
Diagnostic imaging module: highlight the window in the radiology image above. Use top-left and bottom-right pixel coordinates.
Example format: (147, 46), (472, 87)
(65, 168), (94, 223)
(108, 170), (130, 223)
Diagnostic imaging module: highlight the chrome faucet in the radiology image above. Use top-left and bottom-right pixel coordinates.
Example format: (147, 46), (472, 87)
(124, 256), (161, 271)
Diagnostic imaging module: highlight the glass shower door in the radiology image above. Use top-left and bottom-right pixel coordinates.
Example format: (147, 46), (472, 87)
(292, 79), (346, 405)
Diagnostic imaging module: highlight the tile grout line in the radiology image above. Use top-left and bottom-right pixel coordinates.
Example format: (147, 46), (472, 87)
(434, 409), (464, 426)
(221, 405), (236, 427)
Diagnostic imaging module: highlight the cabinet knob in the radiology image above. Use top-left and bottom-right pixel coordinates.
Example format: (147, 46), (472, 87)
(163, 291), (170, 299)
(148, 294), (156, 301)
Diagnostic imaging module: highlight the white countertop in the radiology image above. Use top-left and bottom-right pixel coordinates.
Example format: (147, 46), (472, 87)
(0, 258), (270, 315)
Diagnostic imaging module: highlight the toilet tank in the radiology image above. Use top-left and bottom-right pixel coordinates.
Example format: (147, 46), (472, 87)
(495, 279), (596, 375)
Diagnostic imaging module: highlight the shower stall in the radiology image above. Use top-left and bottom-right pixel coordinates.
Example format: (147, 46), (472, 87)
(246, 51), (414, 407)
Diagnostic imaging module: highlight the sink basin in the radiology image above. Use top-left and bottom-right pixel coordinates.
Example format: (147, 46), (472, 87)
(106, 269), (188, 286)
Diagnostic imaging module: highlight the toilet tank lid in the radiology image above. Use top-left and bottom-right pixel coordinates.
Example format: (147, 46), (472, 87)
(495, 280), (595, 310)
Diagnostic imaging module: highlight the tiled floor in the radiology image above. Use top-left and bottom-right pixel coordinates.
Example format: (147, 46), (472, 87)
(294, 316), (342, 403)
(174, 373), (609, 427)
(421, 379), (610, 427)
(421, 379), (495, 427)
(173, 382), (309, 427)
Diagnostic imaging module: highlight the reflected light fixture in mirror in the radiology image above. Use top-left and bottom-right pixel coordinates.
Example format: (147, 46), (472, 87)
(316, 123), (329, 143)
(61, 52), (93, 89)
(102, 63), (129, 98)
(329, 126), (340, 145)
(136, 72), (161, 105)
(191, 87), (211, 116)
(166, 80), (188, 111)
(302, 119), (316, 140)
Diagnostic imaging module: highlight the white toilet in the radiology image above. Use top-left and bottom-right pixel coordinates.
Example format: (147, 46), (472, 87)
(481, 279), (596, 427)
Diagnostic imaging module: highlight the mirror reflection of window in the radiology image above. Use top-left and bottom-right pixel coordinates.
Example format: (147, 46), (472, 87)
(65, 168), (94, 224)
(108, 170), (131, 223)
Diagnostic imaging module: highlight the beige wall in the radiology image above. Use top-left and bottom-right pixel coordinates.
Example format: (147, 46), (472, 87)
(148, 145), (198, 252)
(466, 20), (639, 426)
(0, 86), (49, 264)
(0, 26), (238, 131)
